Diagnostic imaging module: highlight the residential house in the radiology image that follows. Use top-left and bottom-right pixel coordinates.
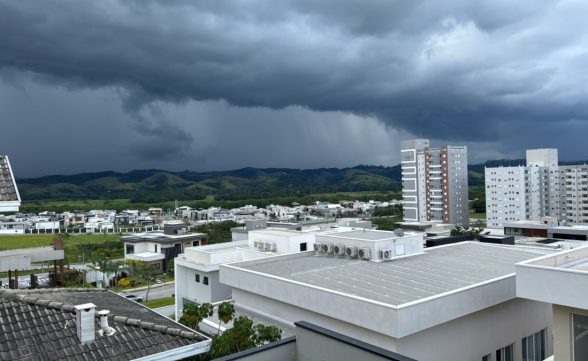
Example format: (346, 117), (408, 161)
(123, 221), (207, 271)
(0, 288), (210, 360)
(220, 232), (552, 361)
(174, 227), (315, 317)
(214, 321), (415, 361)
(517, 245), (588, 361)
(0, 155), (21, 213)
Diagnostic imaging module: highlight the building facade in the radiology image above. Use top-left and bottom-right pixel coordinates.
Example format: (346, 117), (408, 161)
(516, 245), (588, 361)
(123, 221), (207, 271)
(486, 149), (588, 228)
(174, 228), (316, 318)
(560, 165), (588, 225)
(401, 139), (469, 226)
(220, 238), (552, 361)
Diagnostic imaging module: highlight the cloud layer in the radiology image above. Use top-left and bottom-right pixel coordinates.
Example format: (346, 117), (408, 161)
(1, 0), (588, 175)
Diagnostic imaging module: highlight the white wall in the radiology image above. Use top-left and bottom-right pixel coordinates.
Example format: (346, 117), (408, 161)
(248, 231), (315, 254)
(126, 242), (162, 255)
(232, 289), (397, 351)
(316, 233), (423, 261)
(396, 298), (552, 361)
(232, 231), (248, 242)
(0, 228), (24, 235)
(175, 262), (231, 316)
(485, 166), (527, 228)
(232, 289), (552, 361)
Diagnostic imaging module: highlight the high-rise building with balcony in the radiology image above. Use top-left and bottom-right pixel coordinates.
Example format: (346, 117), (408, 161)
(401, 139), (469, 226)
(485, 148), (588, 228)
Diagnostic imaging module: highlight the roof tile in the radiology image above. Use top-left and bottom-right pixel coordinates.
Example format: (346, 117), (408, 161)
(0, 289), (208, 361)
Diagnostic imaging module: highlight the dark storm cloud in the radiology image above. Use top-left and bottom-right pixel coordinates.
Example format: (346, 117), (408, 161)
(1, 0), (588, 155)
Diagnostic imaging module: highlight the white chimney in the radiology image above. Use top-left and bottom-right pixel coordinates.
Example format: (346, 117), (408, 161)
(74, 303), (96, 343)
(97, 310), (116, 336)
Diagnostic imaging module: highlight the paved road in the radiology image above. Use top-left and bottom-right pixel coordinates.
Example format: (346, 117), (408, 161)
(1, 273), (175, 303)
(120, 283), (175, 302)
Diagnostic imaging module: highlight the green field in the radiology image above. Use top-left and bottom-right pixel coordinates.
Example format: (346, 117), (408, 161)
(0, 234), (123, 264)
(143, 297), (175, 309)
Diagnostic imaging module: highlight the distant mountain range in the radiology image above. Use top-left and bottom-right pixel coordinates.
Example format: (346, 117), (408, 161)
(16, 159), (588, 202)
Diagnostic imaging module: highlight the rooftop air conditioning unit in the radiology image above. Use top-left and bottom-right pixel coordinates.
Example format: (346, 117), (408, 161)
(379, 249), (393, 260)
(358, 247), (371, 260)
(253, 241), (259, 248)
(345, 246), (358, 258)
(323, 243), (335, 254)
(264, 242), (272, 251)
(314, 243), (323, 253)
(334, 244), (346, 256)
(270, 242), (277, 252)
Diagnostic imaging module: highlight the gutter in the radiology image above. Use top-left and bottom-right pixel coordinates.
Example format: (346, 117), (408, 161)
(131, 340), (211, 361)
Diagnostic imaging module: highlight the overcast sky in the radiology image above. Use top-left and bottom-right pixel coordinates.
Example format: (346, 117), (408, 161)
(1, 0), (588, 177)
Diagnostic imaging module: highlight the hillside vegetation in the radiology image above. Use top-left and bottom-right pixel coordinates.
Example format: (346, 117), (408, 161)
(17, 159), (588, 210)
(17, 166), (403, 205)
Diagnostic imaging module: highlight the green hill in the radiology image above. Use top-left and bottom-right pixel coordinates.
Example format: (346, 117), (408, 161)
(16, 165), (404, 203)
(16, 159), (588, 206)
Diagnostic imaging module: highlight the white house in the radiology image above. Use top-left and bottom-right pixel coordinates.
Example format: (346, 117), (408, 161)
(174, 227), (316, 319)
(123, 221), (207, 272)
(220, 232), (552, 361)
(516, 245), (588, 361)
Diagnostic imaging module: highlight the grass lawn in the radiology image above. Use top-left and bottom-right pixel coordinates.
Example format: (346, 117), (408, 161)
(144, 297), (175, 309)
(0, 234), (123, 263)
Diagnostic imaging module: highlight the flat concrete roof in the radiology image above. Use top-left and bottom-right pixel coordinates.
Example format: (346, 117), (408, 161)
(122, 231), (207, 244)
(323, 229), (399, 241)
(126, 251), (165, 261)
(561, 258), (588, 271)
(250, 229), (305, 237)
(235, 242), (541, 306)
(516, 245), (588, 310)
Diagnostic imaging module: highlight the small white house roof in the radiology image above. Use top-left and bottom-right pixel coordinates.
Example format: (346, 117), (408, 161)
(126, 252), (165, 262)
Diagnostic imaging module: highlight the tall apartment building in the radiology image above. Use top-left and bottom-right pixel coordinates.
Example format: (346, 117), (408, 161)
(401, 139), (469, 226)
(486, 148), (588, 228)
(560, 165), (588, 225)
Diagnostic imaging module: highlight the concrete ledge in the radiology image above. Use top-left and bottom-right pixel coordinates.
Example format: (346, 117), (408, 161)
(213, 336), (296, 361)
(295, 321), (416, 361)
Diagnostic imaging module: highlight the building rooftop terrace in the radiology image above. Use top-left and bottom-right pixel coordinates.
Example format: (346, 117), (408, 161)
(233, 242), (543, 306)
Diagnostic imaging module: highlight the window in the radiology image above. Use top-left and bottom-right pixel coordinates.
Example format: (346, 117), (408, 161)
(482, 354), (491, 361)
(573, 314), (588, 360)
(126, 244), (134, 254)
(195, 274), (200, 283)
(192, 240), (199, 247)
(203, 276), (209, 285)
(496, 344), (514, 361)
(154, 244), (158, 253)
(300, 242), (307, 252)
(522, 329), (546, 361)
